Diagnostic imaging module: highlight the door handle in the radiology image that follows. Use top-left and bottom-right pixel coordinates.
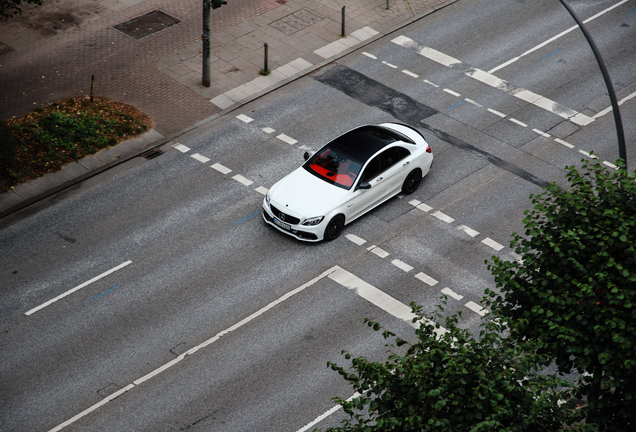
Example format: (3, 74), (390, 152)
(377, 177), (383, 181)
(403, 161), (410, 166)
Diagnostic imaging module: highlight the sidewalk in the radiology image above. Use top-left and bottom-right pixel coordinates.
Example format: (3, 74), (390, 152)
(0, 0), (457, 219)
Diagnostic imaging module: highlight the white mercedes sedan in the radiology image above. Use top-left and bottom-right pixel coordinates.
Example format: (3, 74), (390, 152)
(262, 123), (433, 241)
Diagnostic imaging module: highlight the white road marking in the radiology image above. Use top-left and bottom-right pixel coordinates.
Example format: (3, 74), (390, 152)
(417, 203), (433, 212)
(441, 287), (463, 301)
(236, 114), (253, 123)
(211, 163), (232, 174)
(277, 134), (298, 145)
(432, 211), (455, 223)
(603, 161), (617, 169)
(509, 118), (528, 127)
(488, 0), (631, 73)
(423, 79), (439, 87)
(578, 149), (598, 159)
(328, 267), (447, 335)
(392, 259), (413, 272)
(487, 108), (506, 118)
(262, 127), (276, 134)
(382, 60), (398, 68)
(362, 52), (377, 59)
(391, 36), (594, 126)
(457, 225), (479, 237)
(482, 237), (504, 251)
(345, 234), (367, 245)
(172, 143), (190, 153)
(25, 261), (132, 316)
(465, 301), (487, 316)
(465, 98), (482, 107)
(443, 88), (461, 97)
(554, 138), (575, 149)
(402, 69), (419, 78)
(593, 90), (636, 119)
(296, 392), (361, 432)
(191, 153), (210, 163)
(49, 266), (340, 432)
(415, 272), (438, 286)
(533, 128), (551, 138)
(255, 186), (268, 195)
(408, 199), (421, 206)
(233, 174), (254, 186)
(368, 245), (390, 258)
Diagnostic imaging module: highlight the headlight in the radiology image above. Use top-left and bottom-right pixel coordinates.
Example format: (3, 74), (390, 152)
(265, 191), (271, 207)
(302, 216), (324, 226)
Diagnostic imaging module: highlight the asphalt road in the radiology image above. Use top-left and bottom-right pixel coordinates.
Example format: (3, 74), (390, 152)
(1, 0), (635, 430)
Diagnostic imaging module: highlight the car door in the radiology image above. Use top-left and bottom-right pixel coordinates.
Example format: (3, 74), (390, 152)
(347, 154), (386, 221)
(379, 146), (412, 196)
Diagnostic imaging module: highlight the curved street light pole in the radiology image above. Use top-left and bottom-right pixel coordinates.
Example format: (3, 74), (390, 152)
(558, 0), (627, 168)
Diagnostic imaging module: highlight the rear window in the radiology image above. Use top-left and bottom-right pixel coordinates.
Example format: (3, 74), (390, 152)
(303, 144), (363, 190)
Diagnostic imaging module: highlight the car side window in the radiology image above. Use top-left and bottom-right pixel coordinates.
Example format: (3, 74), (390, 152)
(381, 146), (410, 170)
(360, 155), (382, 183)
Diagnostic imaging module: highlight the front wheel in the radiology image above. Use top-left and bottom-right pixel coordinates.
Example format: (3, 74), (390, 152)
(324, 215), (345, 241)
(401, 169), (422, 195)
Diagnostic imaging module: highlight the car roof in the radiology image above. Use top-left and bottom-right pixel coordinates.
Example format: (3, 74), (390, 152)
(331, 125), (402, 160)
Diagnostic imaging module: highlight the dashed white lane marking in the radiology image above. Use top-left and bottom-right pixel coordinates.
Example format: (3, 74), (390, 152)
(391, 35), (594, 126)
(533, 128), (551, 138)
(402, 69), (419, 78)
(277, 134), (297, 145)
(392, 259), (413, 272)
(488, 0), (630, 73)
(441, 287), (463, 301)
(381, 60), (398, 68)
(368, 245), (390, 258)
(25, 261), (133, 316)
(465, 300), (487, 316)
(603, 161), (618, 169)
(432, 211), (455, 224)
(211, 163), (232, 174)
(362, 51), (377, 59)
(415, 272), (438, 286)
(262, 127), (275, 134)
(173, 143), (190, 153)
(232, 174), (254, 186)
(509, 118), (527, 127)
(555, 138), (575, 149)
(417, 203), (433, 212)
(465, 98), (482, 107)
(482, 237), (505, 251)
(594, 90), (636, 119)
(236, 114), (253, 123)
(329, 267), (447, 335)
(345, 234), (367, 245)
(296, 392), (361, 432)
(487, 108), (506, 118)
(255, 186), (268, 195)
(424, 79), (439, 87)
(457, 225), (479, 237)
(579, 149), (598, 159)
(443, 88), (461, 97)
(191, 153), (210, 163)
(51, 266), (340, 432)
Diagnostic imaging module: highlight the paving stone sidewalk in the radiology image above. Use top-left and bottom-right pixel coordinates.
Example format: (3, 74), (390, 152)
(0, 0), (456, 218)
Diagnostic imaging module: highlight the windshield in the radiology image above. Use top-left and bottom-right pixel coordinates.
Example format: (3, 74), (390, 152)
(303, 144), (363, 190)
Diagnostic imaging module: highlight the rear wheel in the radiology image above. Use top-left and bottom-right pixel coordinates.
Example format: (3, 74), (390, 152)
(324, 215), (345, 241)
(401, 169), (422, 195)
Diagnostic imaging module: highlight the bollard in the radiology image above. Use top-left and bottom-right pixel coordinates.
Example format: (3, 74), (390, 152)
(386, 0), (389, 9)
(90, 75), (95, 102)
(341, 6), (345, 37)
(260, 43), (270, 75)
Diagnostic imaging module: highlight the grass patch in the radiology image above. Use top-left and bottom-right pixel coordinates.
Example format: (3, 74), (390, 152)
(0, 96), (152, 193)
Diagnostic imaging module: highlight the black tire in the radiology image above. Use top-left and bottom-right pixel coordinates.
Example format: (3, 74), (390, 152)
(324, 215), (345, 241)
(401, 169), (422, 195)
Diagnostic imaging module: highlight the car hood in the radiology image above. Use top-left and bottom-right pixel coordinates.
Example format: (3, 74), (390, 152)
(269, 168), (349, 218)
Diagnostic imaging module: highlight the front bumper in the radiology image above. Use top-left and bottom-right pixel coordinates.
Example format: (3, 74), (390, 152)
(262, 200), (322, 242)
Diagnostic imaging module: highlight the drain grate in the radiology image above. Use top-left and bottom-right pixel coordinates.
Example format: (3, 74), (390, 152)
(270, 9), (321, 36)
(142, 148), (164, 160)
(114, 10), (180, 39)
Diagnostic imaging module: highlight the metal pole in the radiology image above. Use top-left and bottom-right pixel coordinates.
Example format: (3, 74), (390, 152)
(558, 0), (627, 167)
(90, 75), (95, 102)
(202, 0), (211, 87)
(341, 6), (345, 37)
(386, 0), (389, 10)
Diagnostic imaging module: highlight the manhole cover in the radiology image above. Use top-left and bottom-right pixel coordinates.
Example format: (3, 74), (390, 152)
(114, 10), (180, 39)
(0, 41), (15, 56)
(270, 9), (321, 35)
(142, 148), (164, 159)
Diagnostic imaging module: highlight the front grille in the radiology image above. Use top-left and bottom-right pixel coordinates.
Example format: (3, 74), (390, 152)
(270, 204), (300, 225)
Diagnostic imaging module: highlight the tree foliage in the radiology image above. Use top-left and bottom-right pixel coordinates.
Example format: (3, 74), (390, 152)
(321, 303), (591, 432)
(487, 158), (636, 430)
(0, 0), (42, 19)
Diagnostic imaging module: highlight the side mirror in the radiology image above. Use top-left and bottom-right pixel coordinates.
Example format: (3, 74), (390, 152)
(303, 152), (310, 161)
(356, 182), (371, 191)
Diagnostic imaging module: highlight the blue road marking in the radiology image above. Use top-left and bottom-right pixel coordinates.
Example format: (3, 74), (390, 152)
(447, 99), (467, 110)
(540, 48), (563, 60)
(627, 7), (636, 14)
(90, 284), (122, 301)
(234, 210), (261, 226)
